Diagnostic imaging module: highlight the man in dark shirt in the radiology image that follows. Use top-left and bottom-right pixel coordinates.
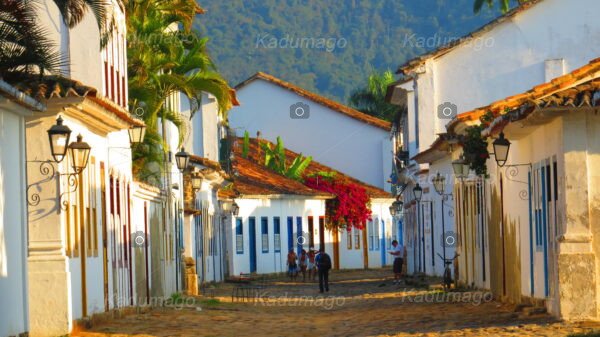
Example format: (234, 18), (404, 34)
(315, 248), (332, 293)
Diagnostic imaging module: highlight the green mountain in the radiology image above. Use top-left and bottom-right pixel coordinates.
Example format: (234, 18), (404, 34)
(195, 0), (500, 102)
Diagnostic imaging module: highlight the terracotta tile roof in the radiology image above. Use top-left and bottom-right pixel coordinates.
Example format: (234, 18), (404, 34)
(2, 73), (144, 127)
(448, 57), (600, 133)
(234, 138), (393, 199)
(0, 79), (45, 111)
(189, 154), (222, 171)
(397, 0), (544, 75)
(230, 155), (333, 198)
(217, 187), (237, 199)
(420, 57), (600, 156)
(235, 72), (392, 131)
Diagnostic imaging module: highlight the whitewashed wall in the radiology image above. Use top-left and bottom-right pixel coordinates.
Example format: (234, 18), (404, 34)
(36, 0), (127, 104)
(230, 80), (392, 192)
(186, 92), (223, 162)
(402, 0), (600, 158)
(0, 105), (29, 336)
(426, 158), (459, 277)
(131, 183), (166, 304)
(499, 118), (564, 310)
(230, 198), (327, 275)
(193, 183), (227, 283)
(59, 118), (134, 318)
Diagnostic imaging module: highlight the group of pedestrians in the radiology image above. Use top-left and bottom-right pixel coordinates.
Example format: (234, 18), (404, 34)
(287, 247), (332, 293)
(284, 240), (404, 293)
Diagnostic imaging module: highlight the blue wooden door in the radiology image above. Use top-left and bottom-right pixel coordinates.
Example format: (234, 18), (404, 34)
(296, 217), (303, 256)
(249, 217), (257, 273)
(287, 217), (294, 254)
(541, 165), (549, 297)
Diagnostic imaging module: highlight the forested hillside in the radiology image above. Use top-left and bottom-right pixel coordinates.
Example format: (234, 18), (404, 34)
(195, 0), (500, 102)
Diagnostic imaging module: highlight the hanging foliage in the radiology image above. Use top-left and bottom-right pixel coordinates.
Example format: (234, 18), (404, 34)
(304, 173), (372, 231)
(460, 111), (494, 176)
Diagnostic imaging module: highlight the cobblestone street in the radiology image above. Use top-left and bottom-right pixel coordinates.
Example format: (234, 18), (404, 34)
(76, 269), (600, 337)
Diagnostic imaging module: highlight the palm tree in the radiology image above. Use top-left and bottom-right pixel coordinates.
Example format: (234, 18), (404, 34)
(348, 70), (397, 122)
(126, 0), (235, 183)
(1, 0), (115, 77)
(0, 0), (65, 74)
(52, 0), (113, 47)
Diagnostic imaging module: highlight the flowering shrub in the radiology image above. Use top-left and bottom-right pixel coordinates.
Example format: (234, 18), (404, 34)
(304, 174), (371, 231)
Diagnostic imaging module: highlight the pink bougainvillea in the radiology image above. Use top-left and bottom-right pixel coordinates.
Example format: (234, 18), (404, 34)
(304, 175), (372, 231)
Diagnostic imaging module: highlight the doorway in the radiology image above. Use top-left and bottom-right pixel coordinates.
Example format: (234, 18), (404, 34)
(249, 217), (257, 273)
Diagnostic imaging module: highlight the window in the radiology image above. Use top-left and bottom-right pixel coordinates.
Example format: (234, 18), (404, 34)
(87, 157), (99, 257)
(236, 218), (243, 254)
(374, 218), (380, 250)
(355, 227), (361, 249)
(368, 220), (374, 250)
(308, 216), (315, 248)
(347, 229), (352, 249)
(274, 217), (281, 252)
(261, 217), (269, 253)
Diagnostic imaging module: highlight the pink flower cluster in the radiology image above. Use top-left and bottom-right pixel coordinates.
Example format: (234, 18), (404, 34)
(304, 176), (372, 230)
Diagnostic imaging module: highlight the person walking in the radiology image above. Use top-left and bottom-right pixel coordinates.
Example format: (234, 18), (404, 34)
(307, 247), (317, 281)
(287, 249), (298, 281)
(299, 249), (308, 282)
(315, 248), (332, 293)
(389, 240), (405, 285)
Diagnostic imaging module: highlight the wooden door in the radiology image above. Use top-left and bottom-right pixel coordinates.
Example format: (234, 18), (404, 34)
(332, 230), (340, 270)
(100, 162), (109, 311)
(318, 217), (325, 252)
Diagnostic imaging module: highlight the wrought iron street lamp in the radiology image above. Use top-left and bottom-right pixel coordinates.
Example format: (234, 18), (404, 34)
(432, 172), (446, 195)
(191, 173), (203, 191)
(231, 201), (240, 217)
(431, 171), (454, 261)
(452, 154), (470, 178)
(413, 183), (423, 202)
(389, 199), (403, 217)
(47, 116), (72, 163)
(68, 134), (91, 174)
(175, 148), (190, 172)
(128, 124), (146, 145)
(493, 132), (511, 167)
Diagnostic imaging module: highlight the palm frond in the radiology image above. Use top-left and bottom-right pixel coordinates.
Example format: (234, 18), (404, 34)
(0, 0), (67, 74)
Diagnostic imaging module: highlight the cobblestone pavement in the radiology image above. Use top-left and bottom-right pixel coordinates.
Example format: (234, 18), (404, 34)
(76, 269), (600, 337)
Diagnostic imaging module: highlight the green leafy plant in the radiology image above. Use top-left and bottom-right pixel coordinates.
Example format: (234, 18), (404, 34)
(474, 0), (529, 13)
(461, 125), (489, 175)
(260, 137), (312, 181)
(126, 0), (234, 184)
(348, 70), (398, 121)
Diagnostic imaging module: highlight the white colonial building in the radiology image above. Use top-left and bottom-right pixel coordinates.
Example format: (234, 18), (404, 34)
(230, 72), (394, 193)
(387, 0), (600, 320)
(228, 138), (396, 273)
